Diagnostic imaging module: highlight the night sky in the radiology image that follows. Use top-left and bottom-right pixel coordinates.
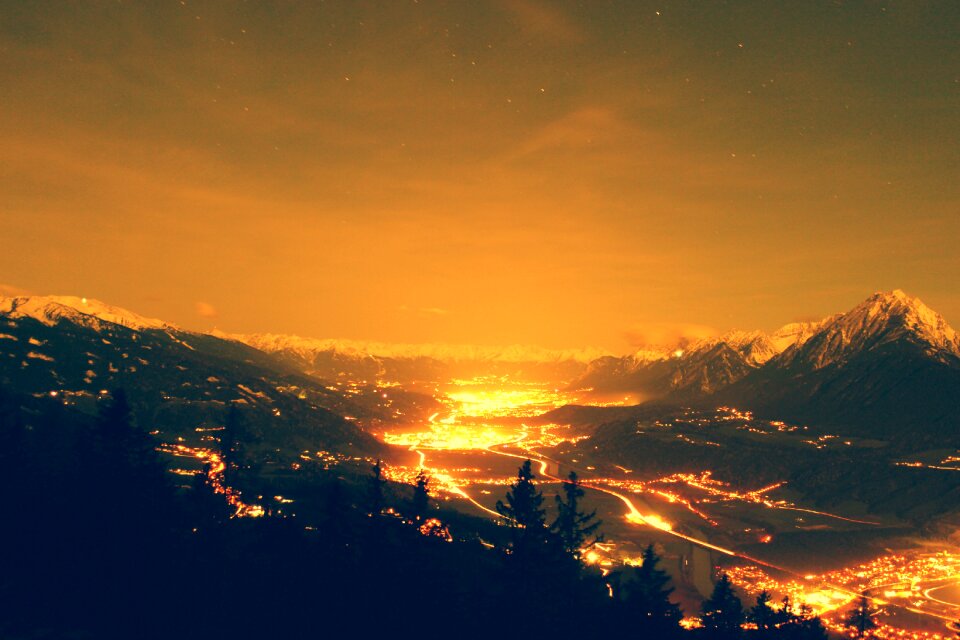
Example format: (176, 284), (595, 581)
(1, 1), (957, 350)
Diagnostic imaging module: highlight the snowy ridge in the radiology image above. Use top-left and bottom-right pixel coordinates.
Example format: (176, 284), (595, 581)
(769, 320), (832, 352)
(0, 296), (171, 332)
(686, 330), (777, 365)
(227, 332), (611, 364)
(666, 291), (956, 371)
(682, 320), (829, 367)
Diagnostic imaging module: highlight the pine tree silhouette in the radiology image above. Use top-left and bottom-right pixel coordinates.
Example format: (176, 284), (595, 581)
(496, 460), (548, 545)
(550, 471), (602, 561)
(412, 470), (430, 520)
(701, 573), (744, 639)
(750, 590), (776, 637)
(622, 543), (682, 637)
(844, 595), (877, 638)
(367, 458), (385, 516)
(796, 604), (829, 640)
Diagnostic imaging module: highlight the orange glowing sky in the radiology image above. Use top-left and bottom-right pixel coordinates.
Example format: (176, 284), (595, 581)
(1, 1), (957, 351)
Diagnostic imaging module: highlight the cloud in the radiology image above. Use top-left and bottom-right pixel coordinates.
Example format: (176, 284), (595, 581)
(509, 107), (630, 159)
(398, 305), (450, 318)
(418, 307), (449, 317)
(195, 301), (218, 319)
(0, 283), (30, 297)
(623, 322), (718, 349)
(497, 0), (585, 44)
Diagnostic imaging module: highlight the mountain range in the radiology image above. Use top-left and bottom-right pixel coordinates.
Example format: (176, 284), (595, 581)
(568, 290), (960, 438)
(226, 332), (605, 384)
(3, 289), (958, 446)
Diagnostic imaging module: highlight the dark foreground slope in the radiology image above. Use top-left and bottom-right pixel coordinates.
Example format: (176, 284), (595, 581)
(0, 393), (833, 640)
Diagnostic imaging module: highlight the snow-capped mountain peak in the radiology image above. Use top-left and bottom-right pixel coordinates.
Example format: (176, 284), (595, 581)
(0, 295), (171, 331)
(837, 290), (958, 351)
(777, 290), (960, 370)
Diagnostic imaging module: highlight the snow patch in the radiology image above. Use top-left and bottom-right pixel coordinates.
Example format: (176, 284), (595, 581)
(0, 295), (171, 331)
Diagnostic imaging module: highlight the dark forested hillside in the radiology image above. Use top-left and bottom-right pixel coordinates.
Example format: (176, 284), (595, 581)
(0, 389), (834, 640)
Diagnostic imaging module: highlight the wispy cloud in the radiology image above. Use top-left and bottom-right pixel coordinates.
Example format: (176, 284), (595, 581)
(195, 301), (218, 319)
(0, 283), (30, 297)
(419, 307), (449, 317)
(623, 322), (718, 349)
(399, 305), (451, 318)
(497, 0), (585, 44)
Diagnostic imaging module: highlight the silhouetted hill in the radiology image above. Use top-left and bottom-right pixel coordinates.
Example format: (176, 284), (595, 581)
(0, 295), (391, 458)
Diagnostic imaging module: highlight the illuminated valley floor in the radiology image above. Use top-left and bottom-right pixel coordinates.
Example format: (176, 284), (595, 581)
(378, 379), (960, 639)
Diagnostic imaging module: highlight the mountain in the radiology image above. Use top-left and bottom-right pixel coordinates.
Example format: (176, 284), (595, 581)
(718, 290), (960, 438)
(0, 295), (392, 457)
(1, 295), (171, 331)
(569, 320), (826, 399)
(771, 289), (958, 369)
(229, 333), (607, 385)
(557, 290), (960, 444)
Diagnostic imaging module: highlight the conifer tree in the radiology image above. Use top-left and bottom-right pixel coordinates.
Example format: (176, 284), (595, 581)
(775, 595), (796, 627)
(495, 460), (573, 633)
(701, 573), (744, 639)
(796, 604), (828, 640)
(844, 596), (877, 639)
(749, 590), (776, 637)
(622, 543), (682, 637)
(497, 461), (545, 525)
(550, 471), (602, 561)
(95, 389), (167, 502)
(496, 460), (553, 559)
(367, 458), (386, 516)
(412, 470), (430, 520)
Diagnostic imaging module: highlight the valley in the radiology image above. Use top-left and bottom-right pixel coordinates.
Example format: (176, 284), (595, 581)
(361, 376), (960, 638)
